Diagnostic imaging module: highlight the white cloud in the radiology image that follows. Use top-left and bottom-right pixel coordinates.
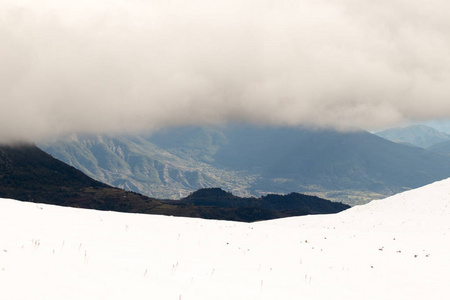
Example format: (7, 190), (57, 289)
(1, 0), (450, 142)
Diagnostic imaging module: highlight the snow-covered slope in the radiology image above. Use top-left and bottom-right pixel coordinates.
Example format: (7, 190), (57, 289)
(1, 179), (450, 300)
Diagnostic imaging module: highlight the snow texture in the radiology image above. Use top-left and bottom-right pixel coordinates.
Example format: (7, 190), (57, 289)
(1, 178), (450, 299)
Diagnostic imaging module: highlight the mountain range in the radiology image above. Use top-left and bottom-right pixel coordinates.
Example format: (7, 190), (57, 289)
(39, 125), (450, 205)
(0, 143), (348, 222)
(375, 124), (450, 148)
(375, 123), (450, 157)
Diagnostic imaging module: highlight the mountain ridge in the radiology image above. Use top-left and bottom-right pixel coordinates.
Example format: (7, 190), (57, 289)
(375, 124), (450, 148)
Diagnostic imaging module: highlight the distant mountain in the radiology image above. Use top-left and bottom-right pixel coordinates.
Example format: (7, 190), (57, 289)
(148, 125), (450, 203)
(375, 124), (450, 148)
(427, 140), (450, 155)
(210, 126), (450, 202)
(0, 144), (346, 222)
(39, 125), (450, 205)
(38, 133), (254, 199)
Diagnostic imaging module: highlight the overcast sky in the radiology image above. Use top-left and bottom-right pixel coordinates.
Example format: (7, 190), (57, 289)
(1, 0), (450, 142)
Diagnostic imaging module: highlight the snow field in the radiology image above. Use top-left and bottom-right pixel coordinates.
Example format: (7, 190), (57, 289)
(1, 178), (450, 299)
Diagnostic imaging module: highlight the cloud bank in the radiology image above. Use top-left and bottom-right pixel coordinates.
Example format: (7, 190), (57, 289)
(1, 0), (450, 142)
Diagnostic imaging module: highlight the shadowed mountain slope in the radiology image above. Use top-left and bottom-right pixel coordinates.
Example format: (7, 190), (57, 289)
(0, 143), (160, 212)
(177, 187), (348, 214)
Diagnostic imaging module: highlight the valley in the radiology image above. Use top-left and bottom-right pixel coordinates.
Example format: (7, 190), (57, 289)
(39, 125), (450, 205)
